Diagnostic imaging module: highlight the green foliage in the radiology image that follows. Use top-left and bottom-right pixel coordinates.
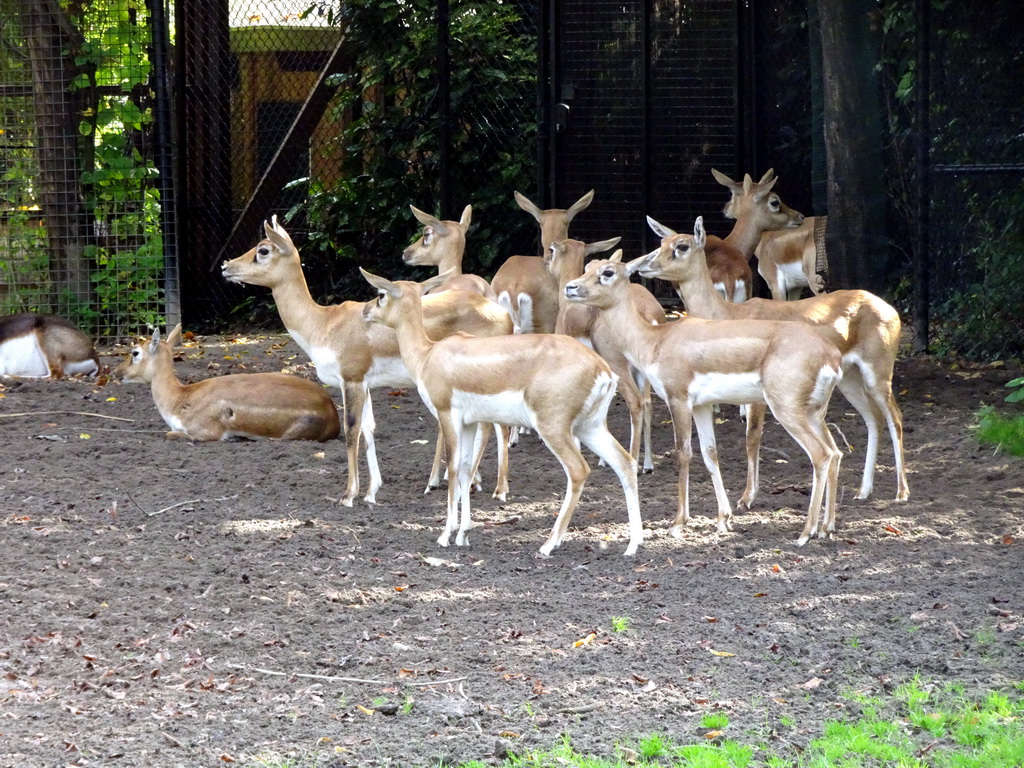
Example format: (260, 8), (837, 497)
(1, 0), (162, 335)
(291, 0), (537, 302)
(610, 616), (631, 633)
(975, 377), (1024, 456)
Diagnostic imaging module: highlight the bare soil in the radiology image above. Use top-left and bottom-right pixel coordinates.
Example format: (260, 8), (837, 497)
(1, 333), (1022, 767)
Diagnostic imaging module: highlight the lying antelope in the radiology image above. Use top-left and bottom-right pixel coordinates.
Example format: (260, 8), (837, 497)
(696, 168), (806, 303)
(0, 313), (100, 378)
(115, 324), (340, 442)
(565, 249), (844, 545)
(360, 268), (644, 557)
(548, 238), (665, 472)
(490, 189), (594, 333)
(645, 215), (908, 503)
(222, 217), (514, 505)
(402, 204), (496, 298)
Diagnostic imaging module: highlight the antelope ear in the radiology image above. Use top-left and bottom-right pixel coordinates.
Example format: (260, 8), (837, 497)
(752, 175), (779, 201)
(711, 168), (741, 192)
(693, 216), (707, 249)
(148, 326), (161, 354)
(514, 190), (543, 222)
(360, 267), (401, 298)
(585, 236), (621, 256)
(420, 270), (454, 295)
(265, 215), (294, 251)
(758, 168), (775, 184)
(742, 173), (754, 194)
(459, 204), (472, 229)
(608, 249), (624, 263)
(410, 205), (447, 235)
(166, 323), (183, 348)
(566, 189), (595, 221)
(624, 254), (647, 276)
(646, 215), (676, 239)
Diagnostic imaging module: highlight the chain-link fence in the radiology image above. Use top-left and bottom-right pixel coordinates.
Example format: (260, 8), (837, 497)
(1, 1), (1021, 355)
(0, 0), (167, 340)
(180, 0), (540, 328)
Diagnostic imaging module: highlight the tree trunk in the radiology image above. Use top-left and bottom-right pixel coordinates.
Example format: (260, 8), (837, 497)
(818, 0), (887, 292)
(22, 0), (92, 317)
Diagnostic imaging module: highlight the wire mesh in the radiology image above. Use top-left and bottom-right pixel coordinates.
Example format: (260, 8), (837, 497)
(0, 0), (166, 340)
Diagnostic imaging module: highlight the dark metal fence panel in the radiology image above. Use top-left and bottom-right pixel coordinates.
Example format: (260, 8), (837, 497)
(549, 0), (742, 259)
(925, 3), (1024, 358)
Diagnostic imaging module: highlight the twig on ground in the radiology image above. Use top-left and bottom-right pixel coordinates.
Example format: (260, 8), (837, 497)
(559, 702), (603, 714)
(0, 410), (133, 422)
(148, 494), (239, 516)
(227, 663), (386, 685)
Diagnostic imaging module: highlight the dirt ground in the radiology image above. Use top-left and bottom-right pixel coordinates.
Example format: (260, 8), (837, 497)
(1, 332), (1022, 768)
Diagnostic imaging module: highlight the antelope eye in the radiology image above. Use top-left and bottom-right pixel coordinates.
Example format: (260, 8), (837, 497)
(131, 349), (140, 359)
(768, 195), (780, 211)
(256, 245), (271, 259)
(423, 230), (433, 244)
(601, 268), (615, 280)
(674, 244), (690, 256)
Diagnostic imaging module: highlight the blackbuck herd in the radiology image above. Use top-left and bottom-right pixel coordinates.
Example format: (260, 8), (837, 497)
(0, 169), (909, 557)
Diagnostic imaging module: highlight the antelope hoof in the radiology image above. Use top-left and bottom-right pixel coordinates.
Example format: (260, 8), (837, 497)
(641, 465), (654, 475)
(363, 491), (378, 505)
(669, 523), (686, 538)
(895, 489), (910, 502)
(623, 541), (640, 557)
(455, 531), (469, 547)
(795, 535), (809, 547)
(340, 495), (356, 508)
(437, 534), (452, 547)
(736, 497), (754, 511)
(492, 490), (508, 502)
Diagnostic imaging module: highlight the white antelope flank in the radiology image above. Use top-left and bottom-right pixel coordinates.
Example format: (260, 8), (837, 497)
(0, 313), (100, 379)
(360, 267), (645, 557)
(565, 248), (844, 545)
(646, 215), (909, 503)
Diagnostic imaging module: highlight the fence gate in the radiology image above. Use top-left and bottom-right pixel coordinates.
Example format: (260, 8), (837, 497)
(544, 0), (751, 259)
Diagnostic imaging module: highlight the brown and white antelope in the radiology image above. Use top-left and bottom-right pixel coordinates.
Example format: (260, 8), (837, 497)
(402, 204), (496, 298)
(490, 189), (594, 333)
(694, 168), (806, 304)
(222, 217), (514, 505)
(0, 313), (100, 379)
(754, 216), (826, 300)
(645, 215), (909, 503)
(564, 252), (844, 544)
(115, 324), (340, 442)
(360, 268), (645, 557)
(548, 239), (665, 473)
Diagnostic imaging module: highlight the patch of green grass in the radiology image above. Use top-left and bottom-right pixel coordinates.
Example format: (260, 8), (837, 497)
(464, 683), (1024, 768)
(975, 378), (1024, 456)
(701, 712), (730, 730)
(611, 615), (631, 633)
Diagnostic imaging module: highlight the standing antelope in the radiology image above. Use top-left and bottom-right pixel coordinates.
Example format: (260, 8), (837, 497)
(360, 268), (645, 557)
(490, 189), (594, 333)
(696, 168), (806, 303)
(645, 215), (909, 503)
(548, 239), (665, 473)
(754, 216), (826, 300)
(222, 217), (514, 505)
(564, 252), (844, 545)
(0, 313), (99, 379)
(115, 324), (340, 442)
(402, 204), (496, 299)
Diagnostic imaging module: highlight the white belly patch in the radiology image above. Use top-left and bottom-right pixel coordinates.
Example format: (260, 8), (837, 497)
(450, 389), (533, 428)
(0, 335), (50, 377)
(688, 371), (764, 407)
